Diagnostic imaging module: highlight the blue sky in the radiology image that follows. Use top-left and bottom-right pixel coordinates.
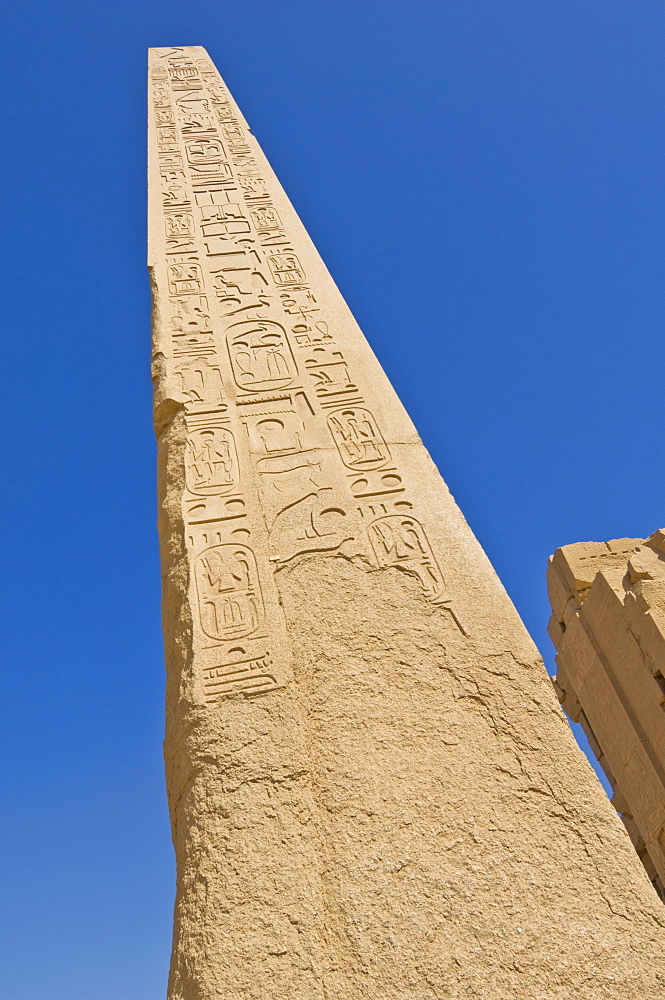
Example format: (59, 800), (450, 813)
(2, 2), (664, 997)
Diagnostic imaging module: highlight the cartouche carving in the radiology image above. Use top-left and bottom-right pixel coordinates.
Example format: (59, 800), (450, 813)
(327, 407), (390, 470)
(185, 425), (238, 496)
(227, 319), (297, 392)
(174, 356), (225, 409)
(267, 252), (305, 285)
(368, 514), (446, 601)
(195, 543), (263, 640)
(168, 259), (204, 295)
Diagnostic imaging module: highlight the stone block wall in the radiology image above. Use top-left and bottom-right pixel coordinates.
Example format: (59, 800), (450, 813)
(548, 530), (665, 898)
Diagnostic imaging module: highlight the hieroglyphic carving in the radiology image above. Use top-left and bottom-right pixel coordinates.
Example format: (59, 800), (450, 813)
(238, 175), (269, 200)
(195, 53), (445, 590)
(268, 488), (353, 564)
(202, 648), (277, 702)
(327, 408), (390, 470)
(164, 210), (195, 250)
(165, 211), (195, 238)
(195, 543), (263, 640)
(368, 515), (446, 602)
(208, 248), (270, 317)
(304, 348), (360, 407)
(186, 496), (247, 527)
(150, 44), (460, 708)
(161, 169), (189, 207)
(170, 296), (214, 354)
(174, 356), (225, 410)
(168, 258), (204, 295)
(199, 199), (251, 250)
(227, 320), (297, 393)
(186, 424), (238, 496)
(150, 57), (288, 701)
(348, 468), (405, 500)
(240, 390), (313, 456)
(267, 252), (306, 286)
(250, 205), (283, 232)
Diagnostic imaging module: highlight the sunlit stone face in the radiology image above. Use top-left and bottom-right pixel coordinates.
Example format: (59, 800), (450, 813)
(149, 46), (665, 1000)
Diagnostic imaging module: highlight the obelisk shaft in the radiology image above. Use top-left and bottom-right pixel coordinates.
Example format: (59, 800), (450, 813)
(149, 46), (665, 999)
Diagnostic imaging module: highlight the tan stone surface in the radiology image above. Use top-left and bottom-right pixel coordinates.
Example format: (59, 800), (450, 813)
(549, 532), (665, 900)
(149, 46), (665, 999)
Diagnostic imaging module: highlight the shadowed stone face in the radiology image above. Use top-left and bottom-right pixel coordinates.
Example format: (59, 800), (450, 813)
(149, 46), (665, 1000)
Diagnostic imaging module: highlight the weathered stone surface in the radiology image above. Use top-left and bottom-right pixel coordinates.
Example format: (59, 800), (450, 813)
(149, 46), (665, 1000)
(549, 531), (665, 901)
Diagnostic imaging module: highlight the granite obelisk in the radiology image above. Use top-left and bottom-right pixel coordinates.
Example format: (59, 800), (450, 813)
(149, 46), (665, 999)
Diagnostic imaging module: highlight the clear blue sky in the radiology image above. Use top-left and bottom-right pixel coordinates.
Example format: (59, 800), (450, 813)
(2, 2), (664, 997)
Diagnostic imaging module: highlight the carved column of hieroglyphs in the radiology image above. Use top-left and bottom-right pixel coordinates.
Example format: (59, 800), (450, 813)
(149, 47), (665, 1000)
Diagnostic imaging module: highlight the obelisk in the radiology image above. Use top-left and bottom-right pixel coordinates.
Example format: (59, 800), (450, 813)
(149, 46), (665, 999)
